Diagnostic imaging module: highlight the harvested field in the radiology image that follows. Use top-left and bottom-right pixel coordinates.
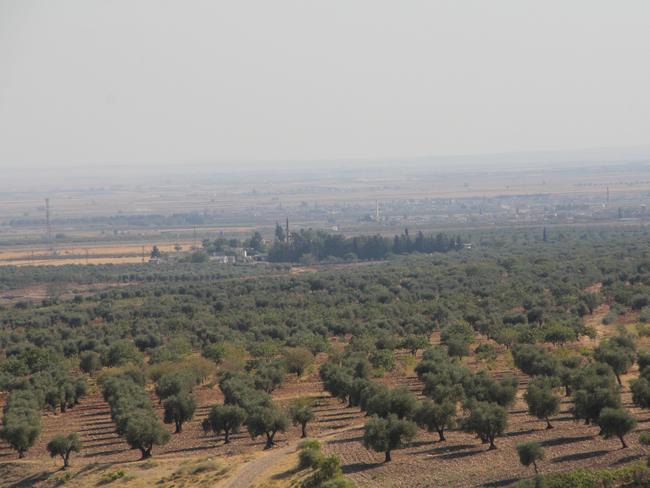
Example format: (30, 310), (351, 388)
(0, 241), (194, 267)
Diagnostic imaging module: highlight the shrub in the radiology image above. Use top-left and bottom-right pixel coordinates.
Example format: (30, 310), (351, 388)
(298, 447), (323, 470)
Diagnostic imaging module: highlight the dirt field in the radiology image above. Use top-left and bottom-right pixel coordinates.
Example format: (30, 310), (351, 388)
(0, 241), (194, 267)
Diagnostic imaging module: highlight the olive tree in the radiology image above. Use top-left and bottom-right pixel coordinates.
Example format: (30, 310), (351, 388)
(414, 399), (456, 441)
(246, 405), (289, 449)
(46, 433), (82, 468)
(289, 398), (315, 438)
(0, 417), (41, 459)
(633, 379), (650, 410)
(462, 402), (507, 450)
(524, 377), (560, 429)
(363, 414), (417, 462)
(594, 337), (636, 386)
(124, 413), (171, 458)
(284, 347), (314, 377)
(79, 351), (102, 375)
(202, 404), (247, 444)
(163, 393), (196, 433)
(517, 441), (544, 474)
(570, 363), (620, 425)
(597, 407), (637, 448)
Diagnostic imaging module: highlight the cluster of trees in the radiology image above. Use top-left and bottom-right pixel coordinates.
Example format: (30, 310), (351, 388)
(630, 349), (650, 423)
(209, 372), (289, 448)
(0, 225), (620, 379)
(155, 368), (200, 434)
(320, 319), (649, 464)
(0, 371), (87, 459)
(202, 373), (317, 449)
(100, 369), (171, 458)
(319, 342), (516, 461)
(0, 390), (42, 458)
(199, 347), (316, 449)
(514, 338), (640, 449)
(268, 229), (462, 262)
(0, 348), (87, 459)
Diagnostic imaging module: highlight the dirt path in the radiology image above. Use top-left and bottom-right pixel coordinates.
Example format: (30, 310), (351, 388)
(220, 423), (364, 488)
(221, 443), (297, 488)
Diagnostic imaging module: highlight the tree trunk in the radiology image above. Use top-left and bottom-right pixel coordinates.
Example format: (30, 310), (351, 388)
(175, 420), (182, 433)
(619, 435), (627, 448)
(384, 450), (391, 462)
(545, 418), (553, 429)
(533, 461), (538, 474)
(140, 447), (152, 459)
(301, 422), (307, 438)
(18, 450), (25, 459)
(488, 438), (497, 450)
(437, 429), (446, 441)
(63, 452), (70, 468)
(265, 432), (275, 449)
(615, 374), (622, 386)
(224, 429), (230, 444)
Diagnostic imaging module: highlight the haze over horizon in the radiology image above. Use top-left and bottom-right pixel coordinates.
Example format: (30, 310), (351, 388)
(1, 1), (649, 170)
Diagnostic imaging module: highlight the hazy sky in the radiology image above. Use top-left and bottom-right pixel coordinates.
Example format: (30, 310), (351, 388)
(1, 1), (649, 169)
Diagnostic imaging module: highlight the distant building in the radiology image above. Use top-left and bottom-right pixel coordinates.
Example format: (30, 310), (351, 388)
(209, 248), (253, 264)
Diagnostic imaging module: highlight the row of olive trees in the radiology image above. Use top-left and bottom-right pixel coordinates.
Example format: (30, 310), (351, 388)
(0, 390), (42, 458)
(0, 366), (87, 459)
(100, 369), (170, 459)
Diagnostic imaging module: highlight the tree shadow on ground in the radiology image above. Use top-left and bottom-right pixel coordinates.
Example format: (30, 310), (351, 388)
(342, 461), (383, 475)
(611, 453), (643, 466)
(8, 471), (51, 488)
(84, 448), (126, 457)
(539, 435), (593, 447)
(482, 477), (521, 487)
(162, 445), (216, 456)
(552, 450), (609, 463)
(438, 448), (485, 460)
(413, 443), (475, 455)
(503, 429), (537, 438)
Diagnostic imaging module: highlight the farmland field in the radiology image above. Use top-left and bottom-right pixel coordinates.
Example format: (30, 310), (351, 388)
(0, 241), (196, 267)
